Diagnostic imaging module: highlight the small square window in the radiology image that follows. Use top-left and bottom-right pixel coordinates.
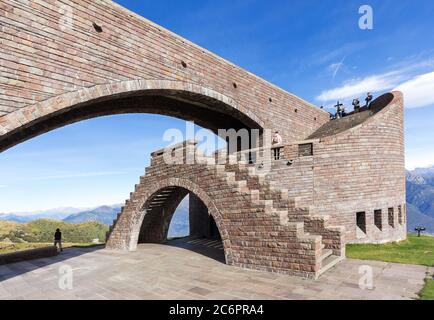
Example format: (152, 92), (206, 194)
(298, 143), (313, 157)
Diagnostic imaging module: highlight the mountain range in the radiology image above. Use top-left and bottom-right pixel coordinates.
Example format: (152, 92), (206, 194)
(2, 167), (434, 236)
(0, 200), (190, 238)
(406, 166), (434, 234)
(0, 207), (83, 223)
(0, 205), (121, 225)
(63, 205), (122, 225)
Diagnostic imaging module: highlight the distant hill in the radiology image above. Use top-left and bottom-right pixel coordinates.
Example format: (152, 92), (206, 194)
(0, 199), (189, 238)
(0, 201), (189, 243)
(407, 203), (434, 234)
(0, 205), (122, 225)
(0, 219), (108, 243)
(0, 207), (87, 223)
(0, 214), (33, 223)
(407, 166), (434, 234)
(63, 205), (121, 225)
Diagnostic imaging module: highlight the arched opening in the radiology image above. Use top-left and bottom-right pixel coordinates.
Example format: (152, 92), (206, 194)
(0, 113), (229, 261)
(0, 83), (247, 263)
(137, 187), (225, 263)
(0, 82), (264, 153)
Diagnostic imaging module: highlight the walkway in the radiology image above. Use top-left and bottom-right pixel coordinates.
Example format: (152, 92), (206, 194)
(0, 239), (430, 300)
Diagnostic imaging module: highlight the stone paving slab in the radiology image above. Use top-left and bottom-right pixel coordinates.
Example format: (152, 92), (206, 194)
(0, 244), (431, 300)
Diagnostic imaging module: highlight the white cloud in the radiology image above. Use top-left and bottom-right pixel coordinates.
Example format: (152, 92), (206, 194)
(317, 57), (434, 109)
(0, 185), (5, 188)
(406, 149), (434, 170)
(317, 71), (401, 102)
(395, 71), (434, 109)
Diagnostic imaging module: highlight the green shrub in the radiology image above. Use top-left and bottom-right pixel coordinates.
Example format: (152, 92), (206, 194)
(0, 219), (109, 244)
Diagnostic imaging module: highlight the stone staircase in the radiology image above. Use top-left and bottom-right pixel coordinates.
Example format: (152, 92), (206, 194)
(107, 144), (345, 279)
(218, 156), (344, 276)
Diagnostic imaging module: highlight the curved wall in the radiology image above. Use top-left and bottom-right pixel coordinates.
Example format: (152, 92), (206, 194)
(263, 92), (406, 243)
(312, 92), (406, 243)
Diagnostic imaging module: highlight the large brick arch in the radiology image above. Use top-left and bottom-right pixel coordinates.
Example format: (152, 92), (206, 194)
(0, 80), (265, 152)
(117, 177), (234, 264)
(0, 0), (331, 153)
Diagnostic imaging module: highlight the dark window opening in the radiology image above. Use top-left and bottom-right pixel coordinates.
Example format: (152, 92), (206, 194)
(403, 204), (407, 224)
(398, 205), (403, 225)
(233, 82), (238, 89)
(357, 212), (367, 234)
(388, 207), (395, 228)
(92, 22), (103, 33)
(181, 60), (187, 68)
(298, 143), (313, 157)
(374, 210), (382, 230)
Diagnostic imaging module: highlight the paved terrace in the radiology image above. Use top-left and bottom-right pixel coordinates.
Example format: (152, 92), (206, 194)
(0, 239), (431, 300)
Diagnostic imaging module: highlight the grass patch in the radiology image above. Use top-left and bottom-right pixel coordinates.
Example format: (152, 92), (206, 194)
(0, 242), (103, 255)
(346, 234), (434, 267)
(0, 219), (108, 244)
(347, 235), (434, 300)
(420, 278), (434, 300)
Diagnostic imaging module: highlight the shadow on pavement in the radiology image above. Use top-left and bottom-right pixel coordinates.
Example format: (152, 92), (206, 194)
(165, 237), (226, 264)
(0, 246), (104, 282)
(0, 238), (226, 283)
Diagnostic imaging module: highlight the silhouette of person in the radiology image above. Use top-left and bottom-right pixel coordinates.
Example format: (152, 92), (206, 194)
(54, 228), (63, 252)
(352, 98), (361, 113)
(335, 101), (344, 118)
(365, 92), (373, 109)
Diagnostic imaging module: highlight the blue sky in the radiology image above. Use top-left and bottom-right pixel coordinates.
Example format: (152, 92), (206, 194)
(1, 0), (434, 213)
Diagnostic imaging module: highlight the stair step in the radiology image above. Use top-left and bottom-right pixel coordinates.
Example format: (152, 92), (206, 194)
(318, 255), (343, 278)
(321, 249), (333, 261)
